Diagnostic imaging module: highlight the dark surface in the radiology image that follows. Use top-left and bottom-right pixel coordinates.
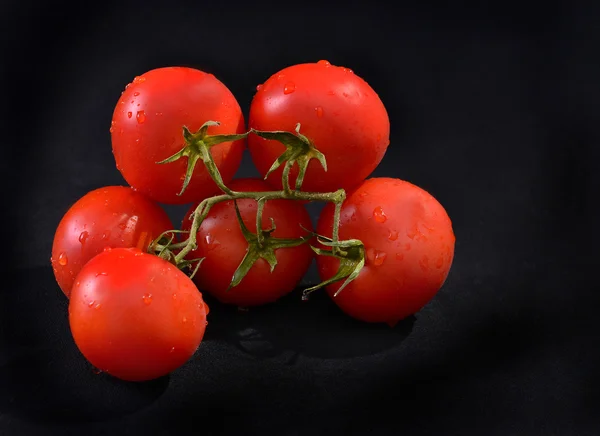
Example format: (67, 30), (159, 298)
(2, 0), (599, 435)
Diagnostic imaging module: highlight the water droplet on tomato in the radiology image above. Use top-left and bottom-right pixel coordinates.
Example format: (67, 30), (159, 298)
(127, 111), (132, 118)
(58, 252), (68, 266)
(170, 347), (175, 353)
(204, 302), (210, 315)
(419, 256), (429, 271)
(435, 256), (444, 269)
(118, 222), (127, 230)
(327, 90), (335, 96)
(94, 303), (102, 310)
(283, 82), (296, 94)
(142, 294), (153, 305)
(256, 84), (263, 91)
(88, 300), (96, 307)
(317, 60), (331, 66)
(182, 316), (187, 323)
(404, 243), (412, 251)
(204, 234), (220, 250)
(315, 106), (324, 117)
(136, 110), (146, 124)
(76, 281), (81, 287)
(133, 91), (140, 96)
(133, 76), (145, 84)
(78, 231), (89, 246)
(301, 293), (309, 301)
(95, 271), (108, 277)
(373, 206), (387, 223)
(396, 253), (404, 261)
(406, 228), (416, 239)
(388, 230), (398, 241)
(359, 191), (368, 198)
(103, 246), (112, 252)
(172, 293), (177, 300)
(102, 230), (111, 240)
(367, 248), (387, 266)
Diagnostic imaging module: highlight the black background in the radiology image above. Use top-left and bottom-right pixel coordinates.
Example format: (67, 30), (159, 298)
(2, 0), (599, 434)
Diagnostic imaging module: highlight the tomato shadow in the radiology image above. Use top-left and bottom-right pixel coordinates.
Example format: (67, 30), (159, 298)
(0, 345), (170, 424)
(201, 289), (415, 361)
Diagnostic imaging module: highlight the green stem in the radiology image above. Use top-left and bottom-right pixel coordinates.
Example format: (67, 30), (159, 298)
(174, 188), (346, 264)
(255, 198), (267, 247)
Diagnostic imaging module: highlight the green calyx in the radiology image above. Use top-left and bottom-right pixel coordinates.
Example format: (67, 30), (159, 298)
(228, 200), (311, 290)
(157, 121), (248, 196)
(302, 235), (365, 300)
(251, 123), (327, 193)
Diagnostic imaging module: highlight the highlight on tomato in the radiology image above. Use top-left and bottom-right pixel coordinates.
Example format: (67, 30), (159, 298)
(51, 186), (173, 298)
(315, 177), (455, 326)
(181, 178), (314, 307)
(248, 60), (390, 193)
(111, 66), (247, 205)
(69, 247), (209, 382)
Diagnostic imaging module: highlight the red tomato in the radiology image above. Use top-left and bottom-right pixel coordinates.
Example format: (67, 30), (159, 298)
(51, 186), (173, 298)
(181, 178), (314, 306)
(111, 67), (246, 205)
(69, 247), (209, 382)
(248, 60), (390, 193)
(316, 178), (455, 325)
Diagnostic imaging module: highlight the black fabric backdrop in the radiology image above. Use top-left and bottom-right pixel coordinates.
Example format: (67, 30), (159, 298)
(1, 0), (599, 435)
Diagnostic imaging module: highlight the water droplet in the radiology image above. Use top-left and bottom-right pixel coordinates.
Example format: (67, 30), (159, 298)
(169, 347), (175, 353)
(317, 60), (331, 66)
(102, 230), (111, 240)
(58, 252), (68, 266)
(388, 230), (398, 241)
(182, 316), (187, 323)
(404, 243), (412, 251)
(134, 250), (144, 257)
(205, 321), (208, 326)
(367, 248), (387, 266)
(359, 191), (368, 198)
(406, 228), (417, 239)
(396, 253), (404, 261)
(136, 110), (146, 124)
(172, 293), (177, 300)
(373, 206), (387, 223)
(283, 82), (296, 94)
(327, 90), (335, 96)
(118, 222), (127, 230)
(435, 256), (444, 269)
(76, 281), (81, 287)
(133, 76), (145, 84)
(301, 293), (310, 301)
(133, 91), (140, 96)
(204, 302), (210, 315)
(95, 271), (108, 277)
(78, 231), (89, 246)
(142, 294), (153, 305)
(92, 367), (103, 375)
(419, 256), (429, 271)
(88, 300), (96, 307)
(256, 84), (263, 91)
(204, 234), (220, 250)
(315, 106), (324, 117)
(127, 111), (132, 118)
(94, 303), (102, 310)
(103, 246), (112, 252)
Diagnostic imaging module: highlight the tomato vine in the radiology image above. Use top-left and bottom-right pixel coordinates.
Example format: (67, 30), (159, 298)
(149, 120), (365, 299)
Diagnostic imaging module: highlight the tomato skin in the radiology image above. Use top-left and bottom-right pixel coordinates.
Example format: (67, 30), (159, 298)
(111, 67), (246, 205)
(316, 178), (455, 325)
(51, 186), (173, 298)
(181, 178), (314, 306)
(248, 61), (390, 193)
(69, 248), (208, 382)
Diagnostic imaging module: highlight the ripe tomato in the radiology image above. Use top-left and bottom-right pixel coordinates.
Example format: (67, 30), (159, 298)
(181, 178), (314, 307)
(111, 66), (246, 205)
(248, 60), (390, 193)
(51, 186), (173, 298)
(316, 178), (455, 325)
(69, 247), (209, 382)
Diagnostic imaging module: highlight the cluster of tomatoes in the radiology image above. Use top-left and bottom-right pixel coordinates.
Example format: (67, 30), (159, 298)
(50, 61), (455, 382)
